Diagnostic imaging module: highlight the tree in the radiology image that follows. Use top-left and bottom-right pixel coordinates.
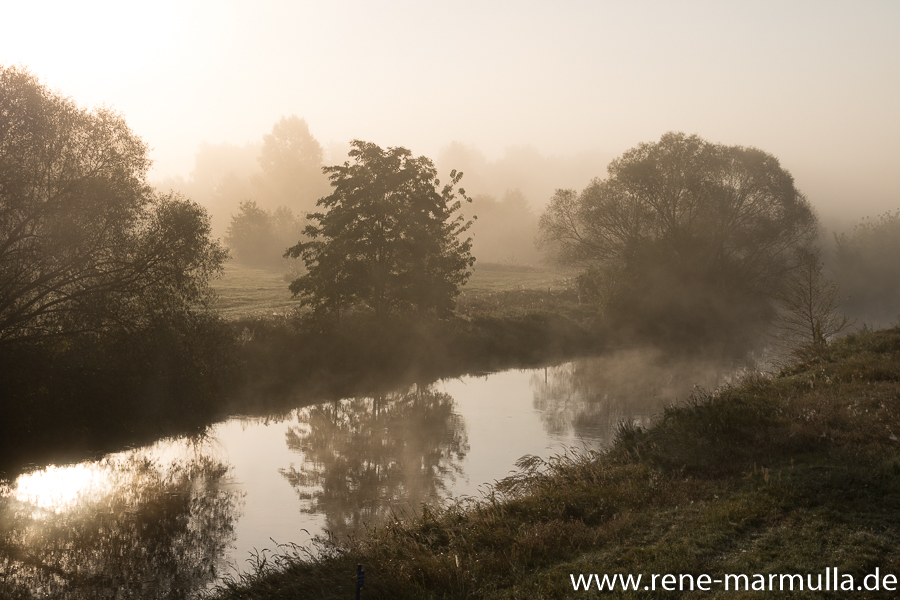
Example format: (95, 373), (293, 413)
(184, 140), (262, 235)
(225, 200), (304, 268)
(286, 140), (475, 318)
(0, 65), (227, 347)
(773, 249), (851, 360)
(257, 115), (330, 212)
(538, 132), (818, 345)
(469, 189), (542, 265)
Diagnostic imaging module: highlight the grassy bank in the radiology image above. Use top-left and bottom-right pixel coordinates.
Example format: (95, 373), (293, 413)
(0, 264), (594, 476)
(228, 308), (599, 414)
(221, 262), (598, 412)
(210, 326), (900, 599)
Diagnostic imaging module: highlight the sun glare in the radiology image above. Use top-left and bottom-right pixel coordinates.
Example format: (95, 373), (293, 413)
(7, 463), (110, 515)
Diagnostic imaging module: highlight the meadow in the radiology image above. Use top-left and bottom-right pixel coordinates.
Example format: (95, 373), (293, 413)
(210, 261), (579, 320)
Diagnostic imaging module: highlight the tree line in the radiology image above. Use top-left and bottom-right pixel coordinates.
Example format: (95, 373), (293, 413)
(0, 66), (236, 465)
(4, 63), (900, 453)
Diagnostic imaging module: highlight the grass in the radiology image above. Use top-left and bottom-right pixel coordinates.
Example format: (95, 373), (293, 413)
(210, 261), (580, 320)
(1, 262), (592, 476)
(228, 310), (600, 414)
(462, 262), (578, 294)
(208, 326), (900, 599)
(211, 261), (598, 411)
(210, 262), (301, 319)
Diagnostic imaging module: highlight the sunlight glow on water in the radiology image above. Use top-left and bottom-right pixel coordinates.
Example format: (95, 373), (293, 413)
(8, 463), (111, 515)
(1, 436), (227, 518)
(0, 353), (746, 598)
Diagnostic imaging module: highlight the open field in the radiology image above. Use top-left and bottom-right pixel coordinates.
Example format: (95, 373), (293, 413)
(210, 263), (301, 319)
(210, 261), (579, 320)
(461, 262), (578, 294)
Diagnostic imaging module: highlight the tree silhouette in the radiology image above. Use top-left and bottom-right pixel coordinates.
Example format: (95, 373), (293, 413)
(0, 66), (227, 348)
(538, 132), (818, 346)
(286, 141), (475, 318)
(225, 200), (305, 268)
(773, 249), (852, 361)
(257, 115), (330, 214)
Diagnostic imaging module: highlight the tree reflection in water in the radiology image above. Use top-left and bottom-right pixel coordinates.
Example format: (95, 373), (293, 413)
(280, 386), (469, 538)
(0, 453), (241, 599)
(532, 349), (745, 443)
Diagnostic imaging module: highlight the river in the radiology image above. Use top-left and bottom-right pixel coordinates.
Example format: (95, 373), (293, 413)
(0, 348), (746, 598)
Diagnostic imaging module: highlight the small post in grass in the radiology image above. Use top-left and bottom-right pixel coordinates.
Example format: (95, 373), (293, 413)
(356, 563), (365, 599)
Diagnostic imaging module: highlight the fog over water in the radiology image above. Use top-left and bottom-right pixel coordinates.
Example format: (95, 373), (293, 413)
(0, 352), (747, 597)
(4, 1), (898, 222)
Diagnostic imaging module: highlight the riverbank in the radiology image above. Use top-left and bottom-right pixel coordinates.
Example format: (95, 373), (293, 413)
(0, 263), (599, 476)
(0, 302), (599, 478)
(229, 308), (600, 413)
(209, 326), (900, 599)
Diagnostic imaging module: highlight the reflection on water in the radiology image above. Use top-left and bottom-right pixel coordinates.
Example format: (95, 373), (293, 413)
(0, 449), (242, 600)
(532, 349), (747, 443)
(279, 386), (468, 538)
(12, 463), (112, 515)
(0, 350), (746, 597)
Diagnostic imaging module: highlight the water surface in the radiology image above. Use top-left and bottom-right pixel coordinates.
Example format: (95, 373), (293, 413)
(0, 349), (744, 598)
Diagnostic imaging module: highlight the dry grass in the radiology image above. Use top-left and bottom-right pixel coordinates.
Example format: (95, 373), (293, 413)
(209, 327), (900, 599)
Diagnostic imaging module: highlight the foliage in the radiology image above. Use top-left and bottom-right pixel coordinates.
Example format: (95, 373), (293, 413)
(158, 117), (329, 236)
(538, 132), (818, 346)
(286, 140), (475, 318)
(0, 66), (237, 471)
(833, 209), (900, 327)
(225, 200), (305, 268)
(0, 65), (227, 347)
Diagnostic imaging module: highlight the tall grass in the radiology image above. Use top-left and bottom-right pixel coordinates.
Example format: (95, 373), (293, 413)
(209, 326), (900, 599)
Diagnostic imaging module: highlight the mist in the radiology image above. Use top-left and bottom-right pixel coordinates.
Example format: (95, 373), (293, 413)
(4, 1), (896, 230)
(4, 5), (900, 591)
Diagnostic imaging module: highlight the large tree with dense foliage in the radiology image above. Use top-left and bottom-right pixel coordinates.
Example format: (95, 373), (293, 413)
(538, 132), (818, 345)
(286, 140), (475, 318)
(0, 65), (227, 347)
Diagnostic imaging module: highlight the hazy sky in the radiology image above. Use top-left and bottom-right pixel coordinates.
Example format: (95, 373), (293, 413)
(3, 0), (898, 219)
